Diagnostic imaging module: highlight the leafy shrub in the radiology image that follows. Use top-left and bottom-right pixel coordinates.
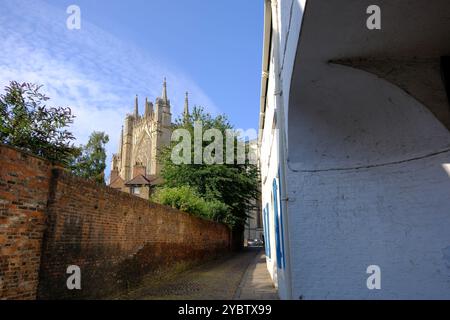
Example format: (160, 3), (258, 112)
(152, 186), (229, 223)
(0, 81), (77, 165)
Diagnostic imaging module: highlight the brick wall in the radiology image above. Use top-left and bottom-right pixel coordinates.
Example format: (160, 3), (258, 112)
(0, 145), (231, 300)
(0, 145), (52, 299)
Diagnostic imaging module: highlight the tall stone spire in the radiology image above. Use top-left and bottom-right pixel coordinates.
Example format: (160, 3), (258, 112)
(134, 94), (139, 118)
(145, 97), (149, 116)
(120, 125), (124, 156)
(184, 91), (190, 119)
(161, 77), (168, 103)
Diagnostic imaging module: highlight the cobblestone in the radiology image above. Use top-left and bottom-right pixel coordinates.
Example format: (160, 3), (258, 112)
(118, 248), (278, 300)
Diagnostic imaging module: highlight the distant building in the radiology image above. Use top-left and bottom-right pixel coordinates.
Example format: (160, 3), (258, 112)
(259, 0), (450, 299)
(244, 140), (263, 244)
(109, 79), (190, 200)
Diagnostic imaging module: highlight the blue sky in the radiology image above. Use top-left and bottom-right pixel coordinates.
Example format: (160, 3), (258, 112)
(0, 0), (264, 173)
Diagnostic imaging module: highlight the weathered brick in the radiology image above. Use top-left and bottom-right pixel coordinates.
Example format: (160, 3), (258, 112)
(0, 145), (51, 300)
(0, 144), (231, 300)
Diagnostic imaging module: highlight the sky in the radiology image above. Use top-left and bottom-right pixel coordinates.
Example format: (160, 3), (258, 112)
(0, 0), (264, 175)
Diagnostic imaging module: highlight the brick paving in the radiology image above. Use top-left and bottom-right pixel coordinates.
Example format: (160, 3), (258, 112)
(117, 248), (277, 300)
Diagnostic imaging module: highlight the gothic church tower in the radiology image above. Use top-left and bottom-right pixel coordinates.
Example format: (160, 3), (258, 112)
(109, 79), (177, 199)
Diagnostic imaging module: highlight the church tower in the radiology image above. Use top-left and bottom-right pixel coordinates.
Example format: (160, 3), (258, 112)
(155, 78), (172, 128)
(153, 78), (172, 174)
(109, 78), (180, 199)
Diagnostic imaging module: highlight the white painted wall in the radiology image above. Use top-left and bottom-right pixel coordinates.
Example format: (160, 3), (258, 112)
(260, 45), (279, 284)
(259, 0), (306, 299)
(260, 0), (450, 299)
(287, 63), (450, 299)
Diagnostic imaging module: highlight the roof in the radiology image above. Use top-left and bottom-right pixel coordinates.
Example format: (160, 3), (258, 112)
(125, 174), (158, 186)
(109, 175), (125, 189)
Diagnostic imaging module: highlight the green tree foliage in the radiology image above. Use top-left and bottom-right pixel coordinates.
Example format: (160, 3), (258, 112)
(152, 186), (229, 221)
(158, 106), (259, 231)
(70, 131), (110, 184)
(0, 81), (77, 164)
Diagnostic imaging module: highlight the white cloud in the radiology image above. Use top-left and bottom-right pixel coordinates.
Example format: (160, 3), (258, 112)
(0, 0), (219, 177)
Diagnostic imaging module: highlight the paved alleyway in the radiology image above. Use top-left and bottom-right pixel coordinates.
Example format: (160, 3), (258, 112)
(233, 251), (279, 300)
(118, 248), (278, 300)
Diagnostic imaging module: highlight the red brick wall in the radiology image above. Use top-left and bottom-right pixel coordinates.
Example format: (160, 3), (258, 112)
(0, 145), (231, 300)
(0, 145), (52, 300)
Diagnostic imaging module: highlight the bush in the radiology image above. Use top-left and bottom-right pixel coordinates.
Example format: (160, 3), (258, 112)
(0, 81), (77, 165)
(152, 186), (229, 223)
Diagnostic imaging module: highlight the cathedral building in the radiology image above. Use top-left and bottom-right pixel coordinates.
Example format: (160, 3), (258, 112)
(109, 79), (189, 199)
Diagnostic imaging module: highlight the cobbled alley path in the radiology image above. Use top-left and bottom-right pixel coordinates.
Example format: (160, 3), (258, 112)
(116, 248), (278, 300)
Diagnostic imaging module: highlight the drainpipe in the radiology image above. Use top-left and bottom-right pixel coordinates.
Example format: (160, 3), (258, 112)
(269, 0), (293, 300)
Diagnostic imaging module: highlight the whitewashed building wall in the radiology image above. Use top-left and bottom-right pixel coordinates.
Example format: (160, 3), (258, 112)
(259, 0), (450, 299)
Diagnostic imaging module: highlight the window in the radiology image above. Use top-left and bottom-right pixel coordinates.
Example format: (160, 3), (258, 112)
(131, 186), (141, 195)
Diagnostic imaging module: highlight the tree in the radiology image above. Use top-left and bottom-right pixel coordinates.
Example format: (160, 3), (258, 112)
(0, 81), (77, 165)
(159, 106), (259, 236)
(70, 131), (110, 184)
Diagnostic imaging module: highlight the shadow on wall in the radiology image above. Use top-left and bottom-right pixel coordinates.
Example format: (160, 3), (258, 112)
(288, 63), (450, 171)
(38, 169), (232, 300)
